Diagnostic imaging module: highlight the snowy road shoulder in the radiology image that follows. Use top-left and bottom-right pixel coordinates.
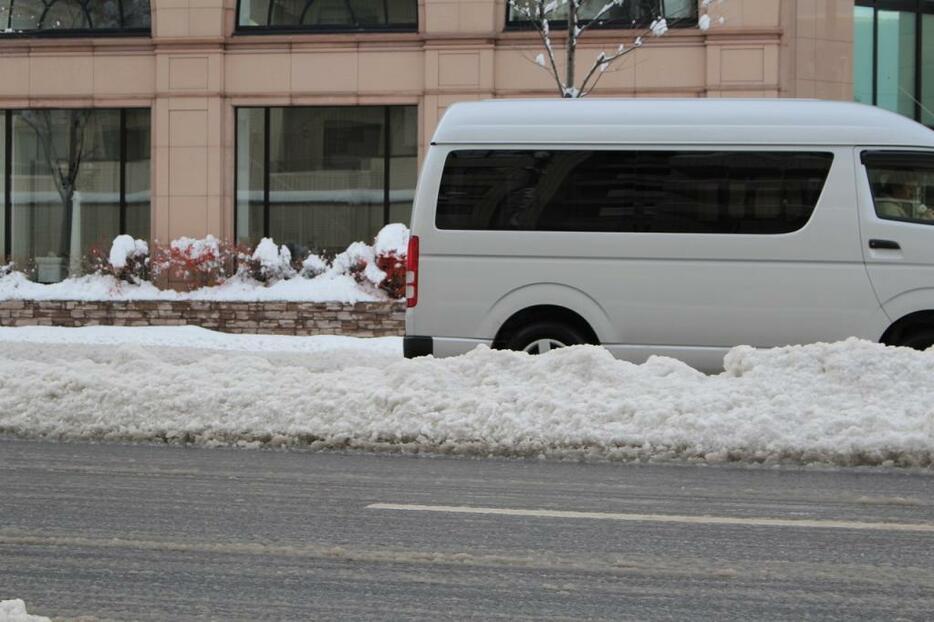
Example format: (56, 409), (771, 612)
(0, 327), (932, 467)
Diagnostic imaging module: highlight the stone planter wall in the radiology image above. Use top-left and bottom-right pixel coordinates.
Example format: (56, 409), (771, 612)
(0, 300), (405, 337)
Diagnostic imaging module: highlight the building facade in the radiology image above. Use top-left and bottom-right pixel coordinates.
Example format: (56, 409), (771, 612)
(0, 0), (888, 280)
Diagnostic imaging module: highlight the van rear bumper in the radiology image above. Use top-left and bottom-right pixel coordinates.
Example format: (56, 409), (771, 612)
(404, 336), (493, 358)
(403, 335), (434, 358)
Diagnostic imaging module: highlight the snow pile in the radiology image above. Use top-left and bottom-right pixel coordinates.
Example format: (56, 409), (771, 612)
(108, 234), (148, 270)
(0, 331), (931, 467)
(0, 600), (50, 622)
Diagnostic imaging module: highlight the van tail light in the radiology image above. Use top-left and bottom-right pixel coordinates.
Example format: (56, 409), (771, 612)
(406, 235), (419, 308)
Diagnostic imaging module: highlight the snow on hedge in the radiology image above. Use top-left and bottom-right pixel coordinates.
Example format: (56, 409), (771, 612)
(0, 225), (408, 303)
(0, 270), (382, 303)
(0, 329), (931, 467)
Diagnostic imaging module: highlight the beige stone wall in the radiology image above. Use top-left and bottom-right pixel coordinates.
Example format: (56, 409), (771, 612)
(0, 299), (406, 336)
(0, 0), (856, 246)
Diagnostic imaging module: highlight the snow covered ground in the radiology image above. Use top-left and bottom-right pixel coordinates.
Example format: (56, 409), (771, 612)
(0, 600), (50, 622)
(0, 327), (931, 468)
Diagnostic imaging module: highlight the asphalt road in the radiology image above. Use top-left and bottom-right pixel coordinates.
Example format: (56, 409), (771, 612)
(1, 440), (933, 621)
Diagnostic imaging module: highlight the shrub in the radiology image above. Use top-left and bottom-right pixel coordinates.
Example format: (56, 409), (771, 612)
(108, 235), (150, 284)
(242, 238), (296, 283)
(151, 235), (238, 288)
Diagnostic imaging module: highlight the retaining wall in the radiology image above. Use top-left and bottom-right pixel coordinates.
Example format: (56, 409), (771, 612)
(0, 300), (405, 337)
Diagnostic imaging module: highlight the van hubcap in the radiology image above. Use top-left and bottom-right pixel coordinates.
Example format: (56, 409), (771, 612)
(523, 338), (567, 354)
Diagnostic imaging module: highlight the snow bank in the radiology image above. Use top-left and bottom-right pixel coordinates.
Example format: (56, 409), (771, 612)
(0, 331), (931, 467)
(0, 325), (401, 354)
(0, 600), (50, 622)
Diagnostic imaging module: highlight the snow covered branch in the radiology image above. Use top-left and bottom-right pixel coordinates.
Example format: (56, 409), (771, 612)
(509, 0), (726, 98)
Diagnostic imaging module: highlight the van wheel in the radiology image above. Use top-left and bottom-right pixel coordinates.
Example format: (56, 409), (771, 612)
(506, 322), (588, 354)
(898, 329), (934, 351)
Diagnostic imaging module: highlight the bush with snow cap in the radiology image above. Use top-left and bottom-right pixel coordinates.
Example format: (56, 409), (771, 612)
(300, 253), (328, 278)
(105, 235), (149, 283)
(150, 234), (235, 287)
(244, 238), (296, 283)
(327, 224), (410, 298)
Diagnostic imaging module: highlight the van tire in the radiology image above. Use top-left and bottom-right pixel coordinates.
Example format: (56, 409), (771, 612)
(897, 329), (934, 351)
(506, 322), (589, 354)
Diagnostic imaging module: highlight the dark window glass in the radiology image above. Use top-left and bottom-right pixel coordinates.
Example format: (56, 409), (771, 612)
(2, 108), (151, 281)
(863, 151), (934, 224)
(508, 0), (697, 30)
(236, 106), (418, 255)
(0, 0), (151, 34)
(436, 150), (834, 234)
(237, 0), (416, 31)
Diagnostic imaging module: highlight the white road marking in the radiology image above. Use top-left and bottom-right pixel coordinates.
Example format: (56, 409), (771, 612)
(367, 503), (934, 533)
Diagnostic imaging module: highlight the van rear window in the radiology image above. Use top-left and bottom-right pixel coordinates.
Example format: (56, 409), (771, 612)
(435, 150), (834, 234)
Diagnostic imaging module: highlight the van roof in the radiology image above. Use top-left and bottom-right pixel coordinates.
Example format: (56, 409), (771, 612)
(432, 99), (934, 147)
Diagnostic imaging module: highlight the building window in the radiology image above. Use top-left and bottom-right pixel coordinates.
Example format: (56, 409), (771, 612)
(0, 0), (151, 35)
(236, 0), (417, 32)
(854, 0), (934, 125)
(236, 106), (418, 255)
(436, 150), (834, 234)
(0, 109), (151, 282)
(507, 0), (698, 30)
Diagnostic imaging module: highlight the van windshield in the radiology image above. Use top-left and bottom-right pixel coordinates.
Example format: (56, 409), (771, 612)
(435, 150), (834, 234)
(863, 151), (934, 225)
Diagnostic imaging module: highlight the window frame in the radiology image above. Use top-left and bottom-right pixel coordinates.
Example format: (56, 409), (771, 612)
(0, 0), (152, 38)
(855, 0), (934, 125)
(0, 108), (151, 264)
(861, 149), (934, 225)
(234, 104), (418, 249)
(234, 0), (418, 35)
(504, 0), (699, 32)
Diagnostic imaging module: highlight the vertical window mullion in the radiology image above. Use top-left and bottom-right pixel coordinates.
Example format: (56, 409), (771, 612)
(119, 108), (127, 234)
(917, 0), (924, 121)
(384, 106), (391, 225)
(873, 7), (879, 106)
(4, 110), (10, 262)
(263, 107), (271, 238)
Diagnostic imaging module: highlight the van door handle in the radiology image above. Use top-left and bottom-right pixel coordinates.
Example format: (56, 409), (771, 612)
(869, 239), (901, 250)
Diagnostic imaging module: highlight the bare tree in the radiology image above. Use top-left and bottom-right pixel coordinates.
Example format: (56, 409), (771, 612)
(509, 0), (724, 98)
(20, 109), (93, 269)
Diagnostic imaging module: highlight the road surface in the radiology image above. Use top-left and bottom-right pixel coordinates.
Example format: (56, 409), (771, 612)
(1, 439), (933, 621)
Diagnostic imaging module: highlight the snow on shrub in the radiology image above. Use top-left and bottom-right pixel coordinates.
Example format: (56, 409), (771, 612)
(0, 262), (13, 278)
(107, 235), (150, 284)
(151, 235), (236, 287)
(372, 223), (409, 299)
(301, 253), (328, 278)
(243, 238), (296, 283)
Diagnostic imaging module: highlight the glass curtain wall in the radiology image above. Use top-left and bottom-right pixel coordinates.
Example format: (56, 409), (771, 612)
(508, 0), (698, 29)
(854, 0), (934, 125)
(236, 106), (418, 256)
(1, 109), (151, 281)
(0, 0), (151, 34)
(237, 0), (416, 30)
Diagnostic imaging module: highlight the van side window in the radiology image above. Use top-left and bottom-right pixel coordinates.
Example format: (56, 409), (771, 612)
(436, 150), (834, 234)
(862, 151), (934, 225)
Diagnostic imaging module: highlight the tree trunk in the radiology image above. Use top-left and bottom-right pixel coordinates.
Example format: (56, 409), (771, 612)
(565, 2), (576, 96)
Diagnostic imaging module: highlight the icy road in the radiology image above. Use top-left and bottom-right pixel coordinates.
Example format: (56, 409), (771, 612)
(1, 440), (934, 621)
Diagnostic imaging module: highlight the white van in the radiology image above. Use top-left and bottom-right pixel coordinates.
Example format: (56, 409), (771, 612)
(403, 99), (934, 372)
